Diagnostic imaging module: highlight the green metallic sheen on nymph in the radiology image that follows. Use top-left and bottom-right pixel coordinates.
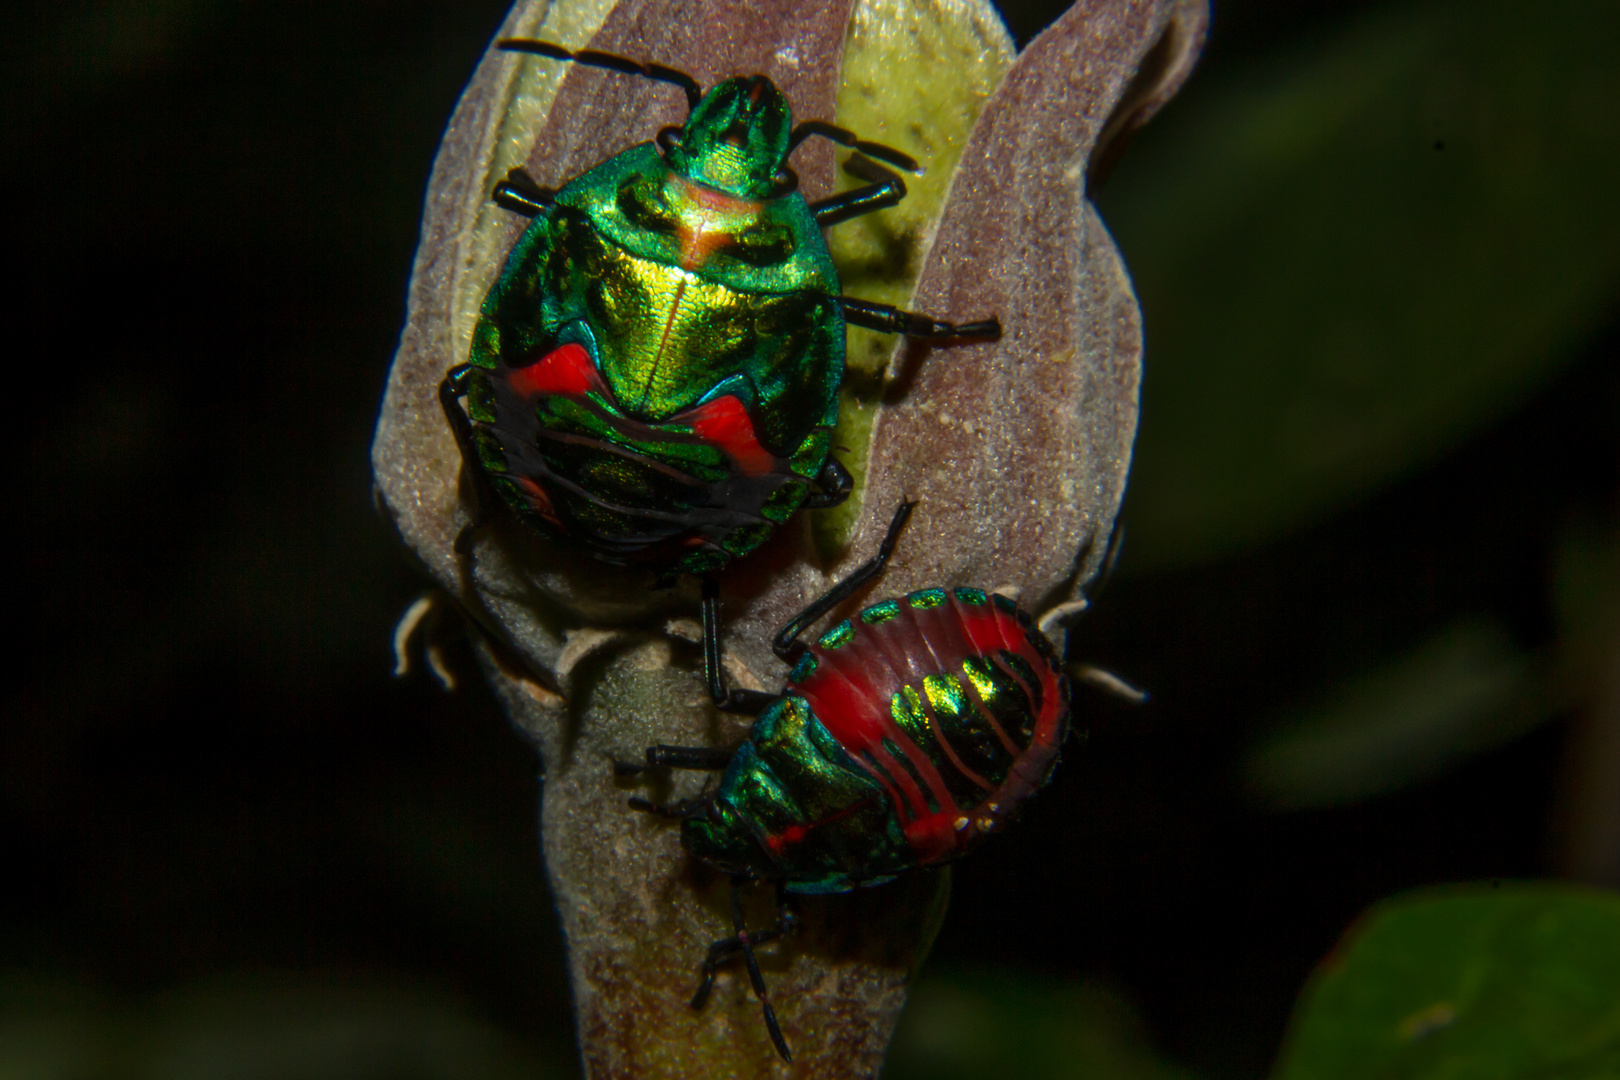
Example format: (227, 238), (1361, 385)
(461, 77), (848, 575)
(683, 695), (904, 895)
(858, 598), (901, 624)
(684, 588), (1064, 895)
(816, 619), (855, 650)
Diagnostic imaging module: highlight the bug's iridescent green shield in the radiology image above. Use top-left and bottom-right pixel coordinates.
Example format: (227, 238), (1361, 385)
(444, 54), (998, 576)
(459, 129), (843, 573)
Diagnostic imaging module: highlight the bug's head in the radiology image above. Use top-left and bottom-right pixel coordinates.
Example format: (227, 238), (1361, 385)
(666, 76), (792, 200)
(681, 800), (775, 878)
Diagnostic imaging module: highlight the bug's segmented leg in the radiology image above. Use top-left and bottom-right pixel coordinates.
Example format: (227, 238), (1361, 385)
(614, 744), (736, 776)
(492, 167), (557, 218)
(701, 577), (785, 715)
(770, 500), (914, 663)
(627, 794), (712, 819)
(438, 364), (494, 554)
(495, 38), (702, 108)
(810, 154), (907, 229)
(841, 297), (1002, 341)
(690, 881), (798, 1063)
(800, 454), (853, 510)
(788, 118), (919, 174)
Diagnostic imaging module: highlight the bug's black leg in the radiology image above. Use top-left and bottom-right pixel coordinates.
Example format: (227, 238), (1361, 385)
(810, 154), (907, 228)
(492, 167), (556, 217)
(701, 576), (784, 715)
(438, 364), (477, 456)
(495, 38), (702, 108)
(438, 364), (493, 554)
(800, 454), (853, 510)
(789, 118), (920, 174)
(770, 499), (915, 663)
(613, 744), (736, 776)
(841, 296), (1002, 341)
(691, 881), (797, 1062)
(627, 794), (712, 819)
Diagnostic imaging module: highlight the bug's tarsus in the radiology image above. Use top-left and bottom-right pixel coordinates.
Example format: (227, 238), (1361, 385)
(492, 167), (556, 217)
(691, 881), (796, 1062)
(496, 38), (703, 109)
(789, 119), (919, 174)
(800, 455), (853, 510)
(770, 499), (915, 662)
(841, 297), (1002, 341)
(809, 153), (909, 228)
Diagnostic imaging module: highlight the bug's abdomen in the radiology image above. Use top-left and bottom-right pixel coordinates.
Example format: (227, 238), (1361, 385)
(788, 589), (1069, 864)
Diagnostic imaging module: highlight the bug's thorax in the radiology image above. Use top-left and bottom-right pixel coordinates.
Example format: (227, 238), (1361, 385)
(662, 173), (766, 271)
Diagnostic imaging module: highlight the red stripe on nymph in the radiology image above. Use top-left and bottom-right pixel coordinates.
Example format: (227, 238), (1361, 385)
(798, 646), (934, 821)
(955, 599), (1018, 657)
(798, 620), (978, 834)
(507, 343), (594, 400)
(685, 395), (774, 476)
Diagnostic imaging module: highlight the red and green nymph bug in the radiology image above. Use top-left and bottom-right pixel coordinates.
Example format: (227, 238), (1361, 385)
(619, 502), (1084, 1062)
(439, 40), (998, 582)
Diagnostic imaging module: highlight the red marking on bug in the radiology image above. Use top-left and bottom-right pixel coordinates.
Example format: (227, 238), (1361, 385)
(812, 595), (1078, 865)
(511, 475), (562, 526)
(798, 642), (967, 830)
(685, 395), (774, 475)
(923, 706), (994, 792)
(507, 343), (594, 400)
(798, 654), (888, 755)
(797, 667), (926, 819)
(957, 602), (1018, 656)
(671, 176), (757, 269)
(902, 811), (962, 864)
(762, 800), (866, 856)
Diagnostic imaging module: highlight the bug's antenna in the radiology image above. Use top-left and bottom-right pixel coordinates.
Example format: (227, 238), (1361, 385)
(789, 119), (921, 174)
(497, 39), (703, 109)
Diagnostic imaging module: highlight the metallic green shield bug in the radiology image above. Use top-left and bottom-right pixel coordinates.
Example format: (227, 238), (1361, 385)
(621, 503), (1086, 1061)
(440, 40), (999, 577)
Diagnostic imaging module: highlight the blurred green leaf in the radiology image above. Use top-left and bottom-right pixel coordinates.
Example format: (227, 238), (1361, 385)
(885, 969), (1197, 1080)
(1098, 0), (1620, 569)
(1273, 884), (1620, 1080)
(1242, 619), (1567, 809)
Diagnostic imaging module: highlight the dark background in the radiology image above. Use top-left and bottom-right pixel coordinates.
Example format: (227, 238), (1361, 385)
(5, 0), (1617, 1077)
